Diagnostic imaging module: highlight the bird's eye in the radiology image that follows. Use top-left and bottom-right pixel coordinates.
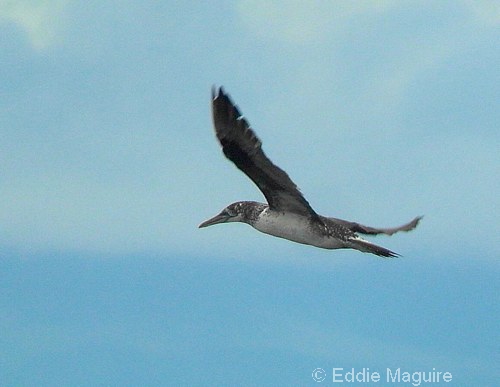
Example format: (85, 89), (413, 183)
(225, 208), (237, 217)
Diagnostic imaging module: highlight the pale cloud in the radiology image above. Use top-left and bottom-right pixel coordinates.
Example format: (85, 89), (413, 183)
(0, 0), (68, 49)
(236, 0), (397, 44)
(0, 171), (182, 255)
(236, 1), (499, 45)
(361, 33), (461, 116)
(360, 1), (498, 114)
(464, 0), (500, 25)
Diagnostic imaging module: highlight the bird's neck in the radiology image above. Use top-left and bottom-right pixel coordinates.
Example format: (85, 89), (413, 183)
(238, 201), (268, 225)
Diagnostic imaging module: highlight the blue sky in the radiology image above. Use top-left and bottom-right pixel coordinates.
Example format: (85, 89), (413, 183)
(1, 1), (498, 386)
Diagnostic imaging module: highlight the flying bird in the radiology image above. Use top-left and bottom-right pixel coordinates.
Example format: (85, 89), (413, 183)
(199, 87), (422, 257)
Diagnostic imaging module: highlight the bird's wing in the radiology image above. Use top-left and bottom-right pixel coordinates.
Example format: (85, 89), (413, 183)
(211, 86), (317, 217)
(327, 216), (423, 236)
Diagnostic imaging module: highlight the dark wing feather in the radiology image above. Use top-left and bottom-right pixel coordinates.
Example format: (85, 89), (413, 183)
(327, 216), (423, 236)
(211, 86), (317, 217)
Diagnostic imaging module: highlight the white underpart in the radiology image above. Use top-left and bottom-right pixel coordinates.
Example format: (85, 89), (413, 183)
(252, 208), (346, 249)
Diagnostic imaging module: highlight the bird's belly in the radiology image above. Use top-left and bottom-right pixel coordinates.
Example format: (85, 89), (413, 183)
(253, 212), (345, 249)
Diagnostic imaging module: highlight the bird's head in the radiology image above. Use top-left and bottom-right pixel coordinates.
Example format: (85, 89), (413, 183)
(198, 202), (247, 228)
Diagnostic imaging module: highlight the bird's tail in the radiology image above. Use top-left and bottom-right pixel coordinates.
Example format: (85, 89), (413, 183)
(347, 237), (400, 258)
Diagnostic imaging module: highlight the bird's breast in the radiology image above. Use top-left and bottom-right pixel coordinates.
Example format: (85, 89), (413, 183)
(252, 209), (345, 249)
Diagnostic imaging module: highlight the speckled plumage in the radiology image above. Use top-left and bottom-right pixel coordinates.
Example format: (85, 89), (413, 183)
(199, 87), (422, 258)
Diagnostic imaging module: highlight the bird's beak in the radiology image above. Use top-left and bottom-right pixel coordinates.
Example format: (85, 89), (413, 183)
(198, 213), (228, 228)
